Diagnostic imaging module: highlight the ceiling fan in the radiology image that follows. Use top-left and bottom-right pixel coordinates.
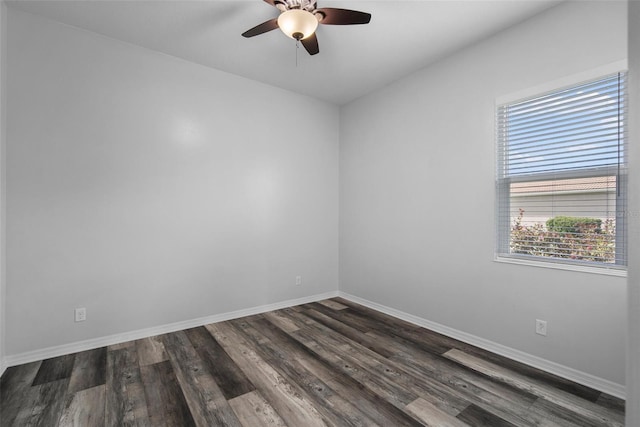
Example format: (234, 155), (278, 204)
(241, 0), (371, 56)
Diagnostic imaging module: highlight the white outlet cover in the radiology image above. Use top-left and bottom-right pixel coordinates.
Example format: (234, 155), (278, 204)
(75, 307), (87, 322)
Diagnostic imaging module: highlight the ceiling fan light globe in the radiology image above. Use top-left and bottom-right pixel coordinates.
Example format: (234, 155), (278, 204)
(277, 9), (318, 40)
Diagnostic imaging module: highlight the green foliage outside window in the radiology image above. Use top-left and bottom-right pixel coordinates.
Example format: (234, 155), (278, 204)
(546, 216), (602, 234)
(511, 210), (615, 263)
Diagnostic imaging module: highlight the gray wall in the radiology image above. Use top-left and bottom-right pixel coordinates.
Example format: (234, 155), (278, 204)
(339, 1), (627, 385)
(5, 9), (339, 355)
(0, 0), (6, 374)
(627, 0), (640, 423)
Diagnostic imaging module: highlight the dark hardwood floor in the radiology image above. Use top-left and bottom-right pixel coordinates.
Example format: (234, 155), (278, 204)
(0, 297), (625, 426)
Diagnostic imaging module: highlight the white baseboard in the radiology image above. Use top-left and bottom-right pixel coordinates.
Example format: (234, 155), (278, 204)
(3, 290), (339, 370)
(0, 359), (6, 378)
(338, 291), (626, 400)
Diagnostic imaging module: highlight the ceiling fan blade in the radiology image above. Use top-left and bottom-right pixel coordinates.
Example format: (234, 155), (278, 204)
(315, 8), (371, 25)
(241, 18), (279, 38)
(301, 33), (319, 55)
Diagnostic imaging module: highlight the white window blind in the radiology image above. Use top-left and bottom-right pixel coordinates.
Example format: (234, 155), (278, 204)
(496, 72), (627, 269)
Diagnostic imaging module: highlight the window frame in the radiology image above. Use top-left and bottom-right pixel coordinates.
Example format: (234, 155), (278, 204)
(494, 62), (628, 276)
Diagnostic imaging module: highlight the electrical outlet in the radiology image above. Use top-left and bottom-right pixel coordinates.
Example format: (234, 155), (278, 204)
(75, 307), (87, 322)
(535, 319), (547, 336)
(295, 276), (302, 286)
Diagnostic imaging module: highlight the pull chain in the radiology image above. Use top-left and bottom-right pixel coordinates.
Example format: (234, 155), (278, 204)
(295, 39), (299, 67)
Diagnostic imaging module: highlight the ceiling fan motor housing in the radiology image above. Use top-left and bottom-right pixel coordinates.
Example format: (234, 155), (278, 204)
(276, 0), (317, 13)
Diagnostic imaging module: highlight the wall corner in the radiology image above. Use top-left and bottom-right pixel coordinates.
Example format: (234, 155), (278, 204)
(627, 0), (640, 424)
(0, 0), (8, 378)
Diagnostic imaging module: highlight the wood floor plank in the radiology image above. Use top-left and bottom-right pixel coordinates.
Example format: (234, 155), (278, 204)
(302, 302), (374, 333)
(58, 384), (106, 426)
(526, 397), (607, 427)
(405, 397), (471, 427)
(13, 378), (70, 426)
(32, 354), (76, 386)
(284, 304), (306, 313)
(105, 345), (151, 426)
(317, 299), (349, 310)
(326, 299), (422, 334)
(234, 316), (388, 427)
(262, 310), (300, 333)
(251, 313), (427, 426)
(184, 326), (255, 400)
(0, 361), (42, 426)
(320, 304), (453, 356)
(228, 390), (287, 427)
(456, 403), (518, 427)
(285, 314), (424, 409)
(206, 321), (329, 427)
(108, 341), (134, 351)
(140, 360), (196, 427)
(596, 393), (625, 414)
(443, 348), (624, 427)
(136, 336), (168, 367)
(68, 347), (107, 393)
(161, 330), (242, 427)
(303, 308), (396, 358)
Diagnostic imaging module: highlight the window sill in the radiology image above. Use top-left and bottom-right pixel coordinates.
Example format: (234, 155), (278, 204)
(495, 256), (627, 277)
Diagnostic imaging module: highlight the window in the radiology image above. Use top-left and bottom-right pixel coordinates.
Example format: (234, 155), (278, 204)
(496, 72), (627, 272)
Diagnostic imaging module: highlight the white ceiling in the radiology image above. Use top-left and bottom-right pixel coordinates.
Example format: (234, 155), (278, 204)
(7, 0), (562, 105)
